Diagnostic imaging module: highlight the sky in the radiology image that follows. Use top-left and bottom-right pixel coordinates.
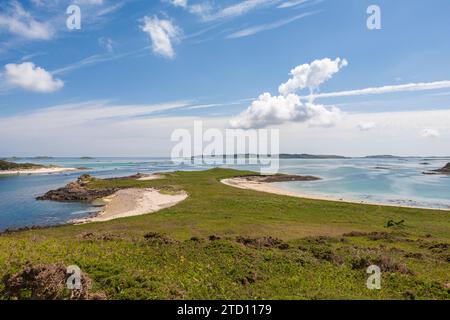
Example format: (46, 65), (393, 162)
(0, 0), (450, 157)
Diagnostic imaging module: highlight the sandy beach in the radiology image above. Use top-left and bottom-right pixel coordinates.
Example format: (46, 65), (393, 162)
(0, 167), (80, 176)
(137, 173), (165, 181)
(73, 188), (188, 224)
(221, 177), (450, 211)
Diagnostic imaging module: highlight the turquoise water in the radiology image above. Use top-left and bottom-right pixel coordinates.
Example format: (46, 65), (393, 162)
(0, 157), (449, 231)
(271, 158), (450, 209)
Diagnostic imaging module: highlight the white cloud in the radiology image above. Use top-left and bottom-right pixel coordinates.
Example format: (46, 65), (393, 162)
(98, 37), (116, 53)
(310, 81), (450, 99)
(141, 16), (181, 59)
(279, 58), (348, 96)
(357, 122), (376, 131)
(278, 0), (309, 8)
(0, 1), (53, 40)
(177, 0), (275, 22)
(209, 0), (274, 20)
(4, 62), (64, 93)
(0, 100), (196, 156)
(227, 11), (317, 39)
(230, 58), (346, 129)
(75, 0), (104, 4)
(166, 0), (188, 8)
(1, 103), (449, 157)
(229, 92), (341, 129)
(421, 128), (440, 138)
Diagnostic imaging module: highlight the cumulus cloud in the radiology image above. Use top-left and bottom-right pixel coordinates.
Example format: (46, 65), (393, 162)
(230, 92), (342, 129)
(4, 62), (64, 93)
(0, 1), (53, 40)
(230, 57), (346, 129)
(141, 16), (181, 59)
(358, 122), (376, 131)
(279, 58), (348, 96)
(421, 128), (440, 138)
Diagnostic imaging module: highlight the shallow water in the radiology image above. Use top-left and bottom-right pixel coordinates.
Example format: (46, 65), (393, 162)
(0, 157), (449, 231)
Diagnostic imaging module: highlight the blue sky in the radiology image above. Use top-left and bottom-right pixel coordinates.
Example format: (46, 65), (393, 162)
(1, 0), (450, 156)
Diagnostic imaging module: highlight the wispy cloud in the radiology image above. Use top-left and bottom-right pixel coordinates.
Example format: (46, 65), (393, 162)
(51, 47), (147, 75)
(0, 1), (54, 40)
(141, 16), (182, 59)
(227, 11), (318, 38)
(309, 81), (450, 99)
(169, 0), (281, 22)
(204, 0), (277, 21)
(277, 0), (321, 9)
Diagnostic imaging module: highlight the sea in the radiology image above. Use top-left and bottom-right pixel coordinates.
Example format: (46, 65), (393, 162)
(0, 157), (449, 231)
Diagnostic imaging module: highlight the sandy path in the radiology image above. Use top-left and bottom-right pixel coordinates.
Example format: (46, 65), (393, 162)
(0, 167), (79, 176)
(137, 173), (165, 181)
(221, 178), (450, 211)
(74, 188), (188, 223)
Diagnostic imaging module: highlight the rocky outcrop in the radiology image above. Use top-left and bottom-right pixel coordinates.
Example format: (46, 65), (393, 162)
(37, 174), (116, 202)
(424, 163), (450, 175)
(37, 173), (152, 202)
(239, 174), (320, 183)
(434, 163), (450, 173)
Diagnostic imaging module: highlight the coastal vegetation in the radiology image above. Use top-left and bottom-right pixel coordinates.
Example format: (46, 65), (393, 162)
(0, 160), (46, 171)
(0, 168), (448, 300)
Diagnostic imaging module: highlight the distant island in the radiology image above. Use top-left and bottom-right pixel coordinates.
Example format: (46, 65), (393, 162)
(0, 160), (80, 176)
(191, 153), (450, 160)
(278, 154), (348, 159)
(0, 160), (46, 171)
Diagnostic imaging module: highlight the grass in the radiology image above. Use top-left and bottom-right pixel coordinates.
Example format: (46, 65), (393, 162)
(0, 160), (46, 171)
(0, 168), (449, 300)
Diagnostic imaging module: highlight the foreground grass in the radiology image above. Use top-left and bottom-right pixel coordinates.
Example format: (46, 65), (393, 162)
(0, 168), (449, 299)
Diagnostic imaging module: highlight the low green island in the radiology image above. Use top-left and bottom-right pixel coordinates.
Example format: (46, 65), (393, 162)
(0, 168), (448, 300)
(0, 160), (46, 171)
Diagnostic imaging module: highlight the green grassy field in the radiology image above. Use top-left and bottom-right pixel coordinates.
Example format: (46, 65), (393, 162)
(0, 168), (449, 300)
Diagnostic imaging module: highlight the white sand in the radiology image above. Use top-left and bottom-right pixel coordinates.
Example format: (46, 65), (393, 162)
(221, 178), (449, 211)
(0, 167), (79, 176)
(137, 173), (165, 181)
(74, 188), (188, 224)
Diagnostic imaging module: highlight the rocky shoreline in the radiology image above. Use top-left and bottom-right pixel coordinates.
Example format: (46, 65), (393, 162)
(36, 173), (148, 202)
(423, 163), (450, 175)
(434, 163), (450, 173)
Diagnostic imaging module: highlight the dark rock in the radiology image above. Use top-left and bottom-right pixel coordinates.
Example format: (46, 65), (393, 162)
(433, 163), (450, 174)
(36, 173), (145, 202)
